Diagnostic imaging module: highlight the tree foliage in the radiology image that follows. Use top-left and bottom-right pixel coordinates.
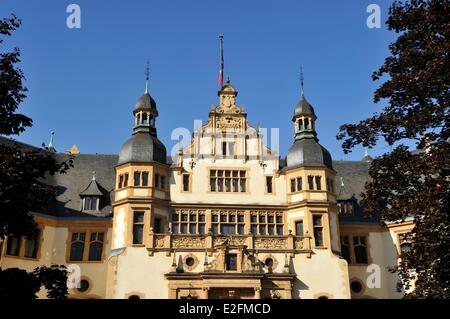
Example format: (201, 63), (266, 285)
(0, 15), (71, 298)
(337, 0), (450, 298)
(0, 266), (68, 299)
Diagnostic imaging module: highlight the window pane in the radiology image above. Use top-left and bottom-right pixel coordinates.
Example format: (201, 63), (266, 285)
(6, 237), (20, 256)
(313, 215), (322, 226)
(268, 225), (274, 235)
(210, 178), (216, 192)
(225, 254), (237, 271)
(268, 216), (274, 223)
(134, 172), (140, 186)
(229, 214), (236, 223)
(181, 214), (188, 221)
(290, 179), (296, 193)
(308, 176), (314, 190)
(238, 224), (244, 235)
(314, 228), (323, 247)
(160, 176), (165, 189)
(24, 238), (37, 258)
(189, 224), (196, 234)
(276, 226), (283, 236)
(142, 172), (149, 186)
(199, 214), (205, 222)
(134, 212), (144, 223)
(225, 178), (231, 192)
(259, 215), (266, 223)
(297, 177), (302, 191)
(154, 218), (161, 233)
(259, 225), (266, 235)
(240, 179), (246, 192)
(212, 215), (219, 222)
(232, 171), (238, 177)
(90, 233), (97, 241)
(266, 176), (273, 193)
(220, 214), (227, 222)
(70, 242), (85, 261)
(251, 225), (258, 235)
(98, 232), (104, 242)
(172, 213), (178, 221)
(155, 174), (159, 188)
(341, 244), (351, 263)
(232, 178), (238, 192)
(354, 245), (368, 264)
(212, 224), (219, 235)
(240, 171), (246, 177)
(72, 233), (78, 241)
(276, 216), (283, 224)
(79, 233), (86, 242)
(238, 215), (244, 223)
(315, 176), (322, 190)
(183, 174), (190, 191)
(199, 224), (205, 235)
(88, 242), (103, 261)
(296, 221), (304, 236)
(133, 225), (143, 244)
(218, 178), (224, 192)
(189, 214), (196, 222)
(180, 223), (188, 234)
(225, 170), (231, 177)
(172, 223), (179, 234)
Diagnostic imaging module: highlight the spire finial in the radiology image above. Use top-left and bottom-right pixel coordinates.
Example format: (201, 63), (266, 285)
(300, 65), (304, 96)
(48, 131), (55, 148)
(92, 171), (96, 181)
(145, 59), (150, 94)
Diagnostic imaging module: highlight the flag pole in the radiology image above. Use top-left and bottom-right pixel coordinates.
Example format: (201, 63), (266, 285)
(218, 33), (224, 87)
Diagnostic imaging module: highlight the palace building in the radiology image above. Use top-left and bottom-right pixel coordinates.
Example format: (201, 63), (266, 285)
(0, 75), (414, 299)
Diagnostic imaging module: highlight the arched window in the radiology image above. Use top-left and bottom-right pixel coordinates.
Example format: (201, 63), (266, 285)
(136, 113), (141, 125)
(304, 118), (310, 129)
(83, 196), (98, 211)
(298, 119), (303, 130)
(142, 112), (148, 124)
(128, 295), (141, 300)
(70, 232), (86, 261)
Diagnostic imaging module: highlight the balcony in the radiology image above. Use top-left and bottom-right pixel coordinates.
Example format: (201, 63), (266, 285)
(147, 232), (312, 257)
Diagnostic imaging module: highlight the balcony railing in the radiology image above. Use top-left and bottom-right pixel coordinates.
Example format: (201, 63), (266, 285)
(147, 231), (312, 257)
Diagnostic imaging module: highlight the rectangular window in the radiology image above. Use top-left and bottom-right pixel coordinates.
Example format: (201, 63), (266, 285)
(297, 177), (303, 191)
(154, 217), (161, 233)
(124, 173), (129, 187)
(24, 231), (40, 258)
(313, 215), (324, 247)
(133, 212), (145, 245)
(308, 176), (314, 190)
(160, 176), (165, 189)
(225, 254), (238, 271)
(118, 175), (124, 189)
(155, 174), (160, 188)
(290, 179), (296, 193)
(266, 176), (273, 194)
(222, 142), (227, 156)
(295, 220), (304, 236)
(83, 197), (98, 211)
(228, 142), (235, 156)
(210, 169), (247, 193)
(142, 172), (149, 186)
(6, 236), (21, 256)
(353, 236), (368, 264)
(69, 232), (86, 261)
(172, 210), (206, 235)
(315, 176), (322, 190)
(134, 171), (141, 186)
(250, 212), (283, 236)
(182, 174), (190, 192)
(88, 232), (104, 261)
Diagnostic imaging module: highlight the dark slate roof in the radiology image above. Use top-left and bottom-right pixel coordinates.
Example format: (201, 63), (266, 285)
(294, 94), (316, 118)
(79, 179), (103, 196)
(45, 153), (117, 218)
(134, 93), (157, 113)
(286, 138), (333, 170)
(117, 132), (167, 165)
(333, 160), (370, 201)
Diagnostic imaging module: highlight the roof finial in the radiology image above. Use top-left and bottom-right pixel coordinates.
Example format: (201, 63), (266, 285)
(300, 65), (304, 96)
(340, 177), (345, 187)
(364, 147), (369, 158)
(145, 59), (150, 94)
(48, 131), (55, 149)
(92, 171), (96, 181)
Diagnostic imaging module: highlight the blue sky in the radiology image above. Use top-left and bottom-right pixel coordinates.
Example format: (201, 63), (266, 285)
(1, 0), (397, 161)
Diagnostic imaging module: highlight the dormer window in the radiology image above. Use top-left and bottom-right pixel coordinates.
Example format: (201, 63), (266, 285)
(83, 196), (99, 211)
